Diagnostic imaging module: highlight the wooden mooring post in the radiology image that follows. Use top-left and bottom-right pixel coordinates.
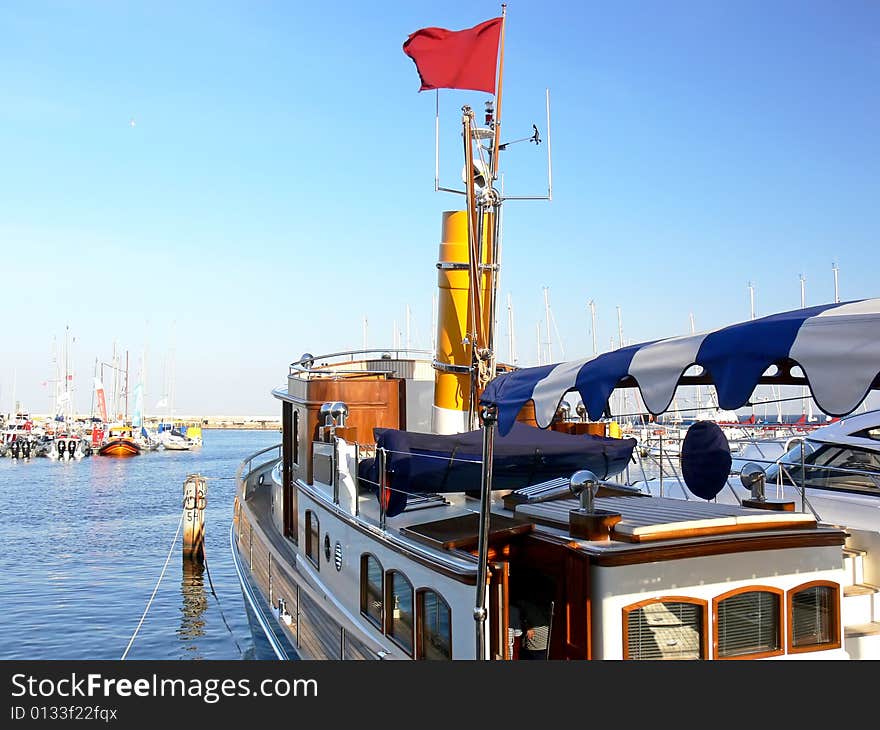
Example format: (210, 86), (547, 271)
(183, 474), (208, 561)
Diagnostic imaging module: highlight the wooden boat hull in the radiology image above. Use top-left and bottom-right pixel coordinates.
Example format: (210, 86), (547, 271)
(98, 438), (141, 457)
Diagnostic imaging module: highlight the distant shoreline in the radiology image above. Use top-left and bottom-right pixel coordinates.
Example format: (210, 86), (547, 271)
(10, 414), (281, 431)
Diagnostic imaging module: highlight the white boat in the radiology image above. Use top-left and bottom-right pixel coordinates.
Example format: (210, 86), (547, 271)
(230, 11), (880, 661)
(159, 431), (193, 451)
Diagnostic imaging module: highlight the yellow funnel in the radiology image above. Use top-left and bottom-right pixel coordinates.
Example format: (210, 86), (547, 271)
(432, 210), (493, 434)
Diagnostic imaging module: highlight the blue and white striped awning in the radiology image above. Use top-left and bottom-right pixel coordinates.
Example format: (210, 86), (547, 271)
(481, 299), (880, 436)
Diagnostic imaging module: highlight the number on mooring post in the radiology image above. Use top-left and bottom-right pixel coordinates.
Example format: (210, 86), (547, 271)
(183, 474), (207, 562)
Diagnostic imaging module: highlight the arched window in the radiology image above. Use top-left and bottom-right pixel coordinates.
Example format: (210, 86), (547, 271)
(305, 510), (320, 569)
(385, 570), (414, 656)
(417, 589), (452, 660)
(788, 581), (840, 653)
(713, 586), (783, 659)
(360, 554), (383, 629)
(622, 597), (707, 660)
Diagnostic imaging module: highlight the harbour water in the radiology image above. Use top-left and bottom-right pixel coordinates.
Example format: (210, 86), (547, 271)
(0, 429), (279, 660)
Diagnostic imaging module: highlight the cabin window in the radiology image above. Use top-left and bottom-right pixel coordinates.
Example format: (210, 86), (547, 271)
(305, 510), (320, 569)
(714, 587), (783, 659)
(385, 570), (414, 656)
(360, 554), (383, 629)
(416, 589), (452, 660)
(788, 581), (840, 653)
(622, 598), (707, 660)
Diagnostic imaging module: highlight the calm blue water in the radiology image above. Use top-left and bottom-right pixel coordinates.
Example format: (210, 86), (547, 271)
(0, 429), (280, 660)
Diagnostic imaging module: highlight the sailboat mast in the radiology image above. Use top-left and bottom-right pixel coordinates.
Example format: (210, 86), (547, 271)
(125, 350), (129, 423)
(506, 293), (516, 365)
(543, 287), (553, 363)
(588, 300), (597, 356)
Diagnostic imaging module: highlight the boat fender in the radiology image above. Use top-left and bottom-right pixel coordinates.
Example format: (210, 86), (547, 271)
(681, 421), (732, 501)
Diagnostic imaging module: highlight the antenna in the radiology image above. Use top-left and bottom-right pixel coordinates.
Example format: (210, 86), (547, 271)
(362, 315), (368, 351)
(799, 273), (806, 308)
(748, 281), (756, 320)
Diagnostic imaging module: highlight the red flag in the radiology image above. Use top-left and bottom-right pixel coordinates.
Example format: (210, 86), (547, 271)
(403, 17), (502, 93)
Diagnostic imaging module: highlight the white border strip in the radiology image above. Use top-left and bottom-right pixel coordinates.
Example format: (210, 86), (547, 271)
(229, 520), (289, 660)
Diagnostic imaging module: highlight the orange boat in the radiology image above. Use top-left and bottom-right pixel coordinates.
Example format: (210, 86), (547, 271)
(97, 426), (142, 457)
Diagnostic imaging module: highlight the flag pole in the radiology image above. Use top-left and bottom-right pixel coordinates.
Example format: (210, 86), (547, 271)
(490, 4), (507, 178)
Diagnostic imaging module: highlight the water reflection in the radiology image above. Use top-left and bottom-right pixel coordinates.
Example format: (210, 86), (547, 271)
(178, 558), (208, 658)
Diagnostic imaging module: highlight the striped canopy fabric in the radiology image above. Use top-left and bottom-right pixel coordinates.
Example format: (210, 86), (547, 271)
(481, 299), (880, 436)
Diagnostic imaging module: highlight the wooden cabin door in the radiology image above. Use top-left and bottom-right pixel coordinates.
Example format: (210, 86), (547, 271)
(488, 561), (510, 660)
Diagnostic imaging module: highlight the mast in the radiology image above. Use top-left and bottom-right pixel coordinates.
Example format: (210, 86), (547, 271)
(474, 3), (507, 661)
(543, 286), (553, 364)
(64, 325), (70, 423)
(799, 274), (807, 417)
(506, 293), (516, 365)
(50, 336), (58, 418)
(125, 350), (129, 423)
(690, 312), (702, 415)
(588, 300), (597, 356)
(90, 357), (97, 420)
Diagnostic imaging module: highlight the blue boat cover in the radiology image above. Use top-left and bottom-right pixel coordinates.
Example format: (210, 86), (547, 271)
(481, 299), (880, 436)
(358, 422), (636, 517)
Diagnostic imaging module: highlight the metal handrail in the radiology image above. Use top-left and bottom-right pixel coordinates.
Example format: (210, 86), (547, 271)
(235, 443), (283, 491)
(288, 348), (434, 378)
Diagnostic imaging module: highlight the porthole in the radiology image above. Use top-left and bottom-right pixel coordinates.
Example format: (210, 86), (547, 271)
(324, 533), (331, 563)
(258, 474), (264, 485)
(334, 542), (343, 572)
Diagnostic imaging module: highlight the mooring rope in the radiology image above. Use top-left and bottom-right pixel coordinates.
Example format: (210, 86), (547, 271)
(120, 509), (185, 660)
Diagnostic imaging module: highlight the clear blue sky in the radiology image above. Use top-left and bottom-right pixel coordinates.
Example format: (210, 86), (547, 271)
(1, 1), (878, 417)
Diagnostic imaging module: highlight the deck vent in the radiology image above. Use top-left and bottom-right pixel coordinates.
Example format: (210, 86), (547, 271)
(568, 470), (622, 541)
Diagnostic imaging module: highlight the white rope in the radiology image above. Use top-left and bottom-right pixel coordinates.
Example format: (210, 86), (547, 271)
(120, 510), (185, 660)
